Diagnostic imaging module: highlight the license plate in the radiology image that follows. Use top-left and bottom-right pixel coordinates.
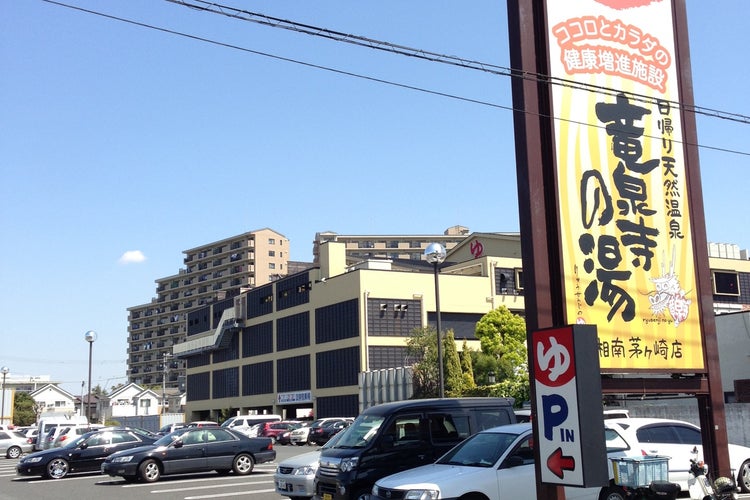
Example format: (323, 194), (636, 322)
(277, 480), (287, 490)
(323, 494), (332, 500)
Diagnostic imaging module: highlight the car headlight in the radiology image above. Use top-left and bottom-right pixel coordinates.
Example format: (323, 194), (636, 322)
(24, 457), (43, 464)
(111, 456), (134, 463)
(293, 465), (316, 476)
(404, 489), (439, 500)
(339, 457), (359, 472)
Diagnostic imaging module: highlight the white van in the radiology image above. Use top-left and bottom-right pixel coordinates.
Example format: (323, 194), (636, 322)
(35, 415), (88, 450)
(221, 414), (282, 436)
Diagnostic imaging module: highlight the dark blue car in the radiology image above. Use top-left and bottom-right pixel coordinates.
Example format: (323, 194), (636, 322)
(101, 427), (275, 482)
(16, 428), (158, 479)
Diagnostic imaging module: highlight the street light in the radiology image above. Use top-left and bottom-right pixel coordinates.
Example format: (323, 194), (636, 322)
(425, 242), (447, 398)
(84, 330), (97, 423)
(1, 366), (9, 426)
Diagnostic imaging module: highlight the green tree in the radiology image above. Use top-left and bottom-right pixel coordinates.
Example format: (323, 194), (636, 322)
(460, 340), (476, 390)
(443, 331), (464, 397)
(474, 306), (529, 405)
(13, 391), (38, 426)
(407, 327), (469, 398)
(406, 327), (440, 398)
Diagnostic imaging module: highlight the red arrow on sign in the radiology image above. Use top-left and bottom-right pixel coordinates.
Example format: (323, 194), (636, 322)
(547, 447), (575, 479)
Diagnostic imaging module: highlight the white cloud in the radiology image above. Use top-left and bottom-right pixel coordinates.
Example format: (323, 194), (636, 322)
(118, 250), (147, 265)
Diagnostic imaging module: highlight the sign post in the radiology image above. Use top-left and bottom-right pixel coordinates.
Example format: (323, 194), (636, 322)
(533, 325), (608, 488)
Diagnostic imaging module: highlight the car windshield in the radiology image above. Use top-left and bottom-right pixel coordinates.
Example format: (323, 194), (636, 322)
(331, 415), (384, 449)
(437, 431), (520, 467)
(322, 426), (350, 449)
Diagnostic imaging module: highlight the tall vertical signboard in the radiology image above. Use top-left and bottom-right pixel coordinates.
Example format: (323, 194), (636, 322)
(507, 0), (732, 493)
(547, 0), (702, 371)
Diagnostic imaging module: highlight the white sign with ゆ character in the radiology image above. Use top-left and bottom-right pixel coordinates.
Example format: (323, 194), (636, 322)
(532, 324), (608, 487)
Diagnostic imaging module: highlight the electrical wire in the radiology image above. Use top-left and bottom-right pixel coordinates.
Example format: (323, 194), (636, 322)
(165, 0), (750, 127)
(36, 0), (750, 158)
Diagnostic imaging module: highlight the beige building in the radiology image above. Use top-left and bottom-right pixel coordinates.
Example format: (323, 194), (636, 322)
(126, 228), (291, 389)
(312, 225), (480, 264)
(173, 233), (525, 420)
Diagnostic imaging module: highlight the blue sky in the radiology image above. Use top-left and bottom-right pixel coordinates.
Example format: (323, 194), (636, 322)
(2, 0), (748, 395)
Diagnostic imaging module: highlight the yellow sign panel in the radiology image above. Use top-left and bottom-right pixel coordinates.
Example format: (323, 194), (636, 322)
(546, 0), (704, 371)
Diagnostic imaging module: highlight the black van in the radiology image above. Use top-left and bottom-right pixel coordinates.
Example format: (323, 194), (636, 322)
(314, 397), (516, 500)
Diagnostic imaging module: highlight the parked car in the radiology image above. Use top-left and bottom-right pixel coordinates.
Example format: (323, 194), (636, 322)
(186, 420), (219, 428)
(221, 414), (282, 436)
(52, 424), (105, 448)
(23, 427), (39, 442)
(371, 422), (621, 500)
(308, 419), (352, 446)
(101, 426), (276, 483)
(16, 427), (159, 479)
(34, 415), (89, 451)
(303, 418), (351, 446)
(275, 425), (350, 499)
(289, 422), (312, 446)
(606, 417), (750, 493)
(258, 421), (302, 444)
(0, 430), (33, 459)
(276, 429), (295, 446)
(315, 397), (516, 500)
(156, 422), (186, 436)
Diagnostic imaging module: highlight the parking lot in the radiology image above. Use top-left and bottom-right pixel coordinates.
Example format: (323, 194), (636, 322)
(0, 444), (305, 500)
(3, 445), (750, 500)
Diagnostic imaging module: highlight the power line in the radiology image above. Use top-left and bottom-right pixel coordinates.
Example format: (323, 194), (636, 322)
(37, 0), (750, 158)
(165, 0), (750, 127)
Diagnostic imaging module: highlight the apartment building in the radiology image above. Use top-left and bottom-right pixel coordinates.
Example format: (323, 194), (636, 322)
(126, 228), (290, 389)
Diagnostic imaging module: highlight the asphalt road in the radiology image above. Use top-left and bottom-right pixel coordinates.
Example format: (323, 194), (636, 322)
(2, 444), (749, 500)
(0, 442), (310, 500)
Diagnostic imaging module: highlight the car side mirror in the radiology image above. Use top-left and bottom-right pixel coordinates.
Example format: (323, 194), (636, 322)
(79, 442), (88, 450)
(173, 439), (183, 448)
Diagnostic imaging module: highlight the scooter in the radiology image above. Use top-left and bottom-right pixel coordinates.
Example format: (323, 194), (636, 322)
(687, 446), (737, 500)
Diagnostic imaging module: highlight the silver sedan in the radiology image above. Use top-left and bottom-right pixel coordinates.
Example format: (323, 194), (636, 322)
(0, 430), (33, 459)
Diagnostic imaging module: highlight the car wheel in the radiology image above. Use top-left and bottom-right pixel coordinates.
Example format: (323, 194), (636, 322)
(138, 459), (161, 483)
(232, 453), (255, 475)
(737, 459), (750, 493)
(46, 458), (69, 479)
(353, 488), (370, 500)
(598, 485), (628, 500)
(6, 446), (22, 459)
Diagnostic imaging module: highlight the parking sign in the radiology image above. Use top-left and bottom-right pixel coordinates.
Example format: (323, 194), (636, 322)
(532, 324), (608, 487)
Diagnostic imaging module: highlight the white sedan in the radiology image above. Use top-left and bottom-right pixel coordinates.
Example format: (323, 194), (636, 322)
(606, 417), (750, 493)
(370, 423), (615, 500)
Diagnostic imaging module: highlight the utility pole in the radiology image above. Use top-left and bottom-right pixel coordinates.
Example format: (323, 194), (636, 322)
(161, 353), (172, 415)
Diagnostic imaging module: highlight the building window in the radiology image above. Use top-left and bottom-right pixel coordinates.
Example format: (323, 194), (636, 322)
(269, 263), (276, 269)
(514, 268), (524, 291)
(713, 270), (740, 296)
(269, 238), (276, 244)
(269, 250), (275, 257)
(140, 399), (150, 408)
